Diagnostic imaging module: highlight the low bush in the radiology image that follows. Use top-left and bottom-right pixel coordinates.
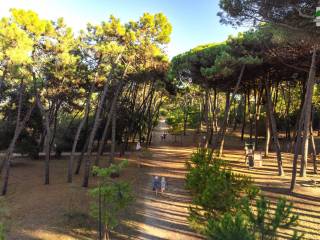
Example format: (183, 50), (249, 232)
(90, 160), (134, 239)
(186, 148), (303, 239)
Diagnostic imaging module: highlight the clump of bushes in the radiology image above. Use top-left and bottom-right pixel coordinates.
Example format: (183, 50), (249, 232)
(186, 148), (303, 240)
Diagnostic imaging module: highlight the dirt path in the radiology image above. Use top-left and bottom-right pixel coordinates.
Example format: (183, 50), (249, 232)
(135, 119), (202, 240)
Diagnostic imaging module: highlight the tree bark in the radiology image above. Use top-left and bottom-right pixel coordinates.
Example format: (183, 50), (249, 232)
(68, 92), (91, 183)
(291, 47), (317, 191)
(83, 54), (123, 187)
(110, 103), (117, 165)
(310, 124), (317, 174)
(218, 91), (230, 157)
(95, 81), (124, 166)
(1, 82), (35, 195)
(241, 93), (247, 141)
(265, 80), (284, 176)
(37, 96), (51, 185)
(300, 51), (317, 177)
(265, 108), (271, 157)
(213, 65), (245, 156)
(204, 86), (210, 148)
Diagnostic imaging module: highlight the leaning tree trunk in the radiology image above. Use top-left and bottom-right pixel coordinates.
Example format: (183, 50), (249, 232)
(254, 88), (262, 146)
(37, 96), (51, 185)
(310, 124), (317, 174)
(300, 77), (316, 177)
(241, 93), (247, 141)
(95, 81), (123, 166)
(265, 80), (284, 176)
(74, 135), (89, 175)
(213, 65), (245, 156)
(217, 92), (230, 157)
(285, 82), (291, 140)
(204, 86), (210, 148)
(291, 47), (317, 192)
(83, 86), (110, 186)
(265, 108), (271, 158)
(68, 92), (91, 183)
(1, 83), (35, 195)
(290, 81), (305, 152)
(110, 103), (117, 165)
(212, 88), (218, 132)
(83, 54), (124, 187)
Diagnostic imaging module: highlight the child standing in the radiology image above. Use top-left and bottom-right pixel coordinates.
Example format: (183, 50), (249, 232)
(152, 176), (161, 196)
(161, 177), (167, 193)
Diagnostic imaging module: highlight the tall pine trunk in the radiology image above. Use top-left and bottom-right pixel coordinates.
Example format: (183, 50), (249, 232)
(310, 124), (317, 174)
(68, 92), (91, 183)
(1, 83), (35, 195)
(213, 65), (245, 156)
(110, 104), (117, 165)
(83, 54), (123, 187)
(265, 109), (271, 157)
(204, 86), (210, 148)
(265, 80), (284, 176)
(241, 93), (247, 141)
(37, 96), (51, 185)
(95, 81), (123, 166)
(291, 47), (317, 191)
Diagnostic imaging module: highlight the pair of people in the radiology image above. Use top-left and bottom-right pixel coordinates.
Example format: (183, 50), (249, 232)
(160, 132), (167, 141)
(152, 176), (167, 196)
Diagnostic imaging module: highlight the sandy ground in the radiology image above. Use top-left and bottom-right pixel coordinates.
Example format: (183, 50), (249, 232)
(1, 119), (202, 240)
(1, 122), (320, 239)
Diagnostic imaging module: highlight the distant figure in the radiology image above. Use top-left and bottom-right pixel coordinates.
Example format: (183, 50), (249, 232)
(152, 176), (161, 196)
(136, 142), (142, 151)
(141, 136), (146, 143)
(161, 176), (167, 193)
(163, 132), (167, 140)
(160, 134), (164, 141)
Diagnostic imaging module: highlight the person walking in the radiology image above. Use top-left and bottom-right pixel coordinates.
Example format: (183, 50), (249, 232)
(152, 176), (161, 196)
(161, 176), (167, 193)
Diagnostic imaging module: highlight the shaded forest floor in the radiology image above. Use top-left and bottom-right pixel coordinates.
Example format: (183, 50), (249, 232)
(1, 124), (320, 239)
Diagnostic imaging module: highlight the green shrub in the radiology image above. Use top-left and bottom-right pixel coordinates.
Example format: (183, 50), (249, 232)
(207, 211), (254, 240)
(186, 148), (257, 232)
(207, 196), (303, 240)
(186, 148), (303, 239)
(90, 161), (134, 239)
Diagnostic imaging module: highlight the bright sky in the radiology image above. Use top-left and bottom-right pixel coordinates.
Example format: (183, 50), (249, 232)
(0, 0), (246, 58)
